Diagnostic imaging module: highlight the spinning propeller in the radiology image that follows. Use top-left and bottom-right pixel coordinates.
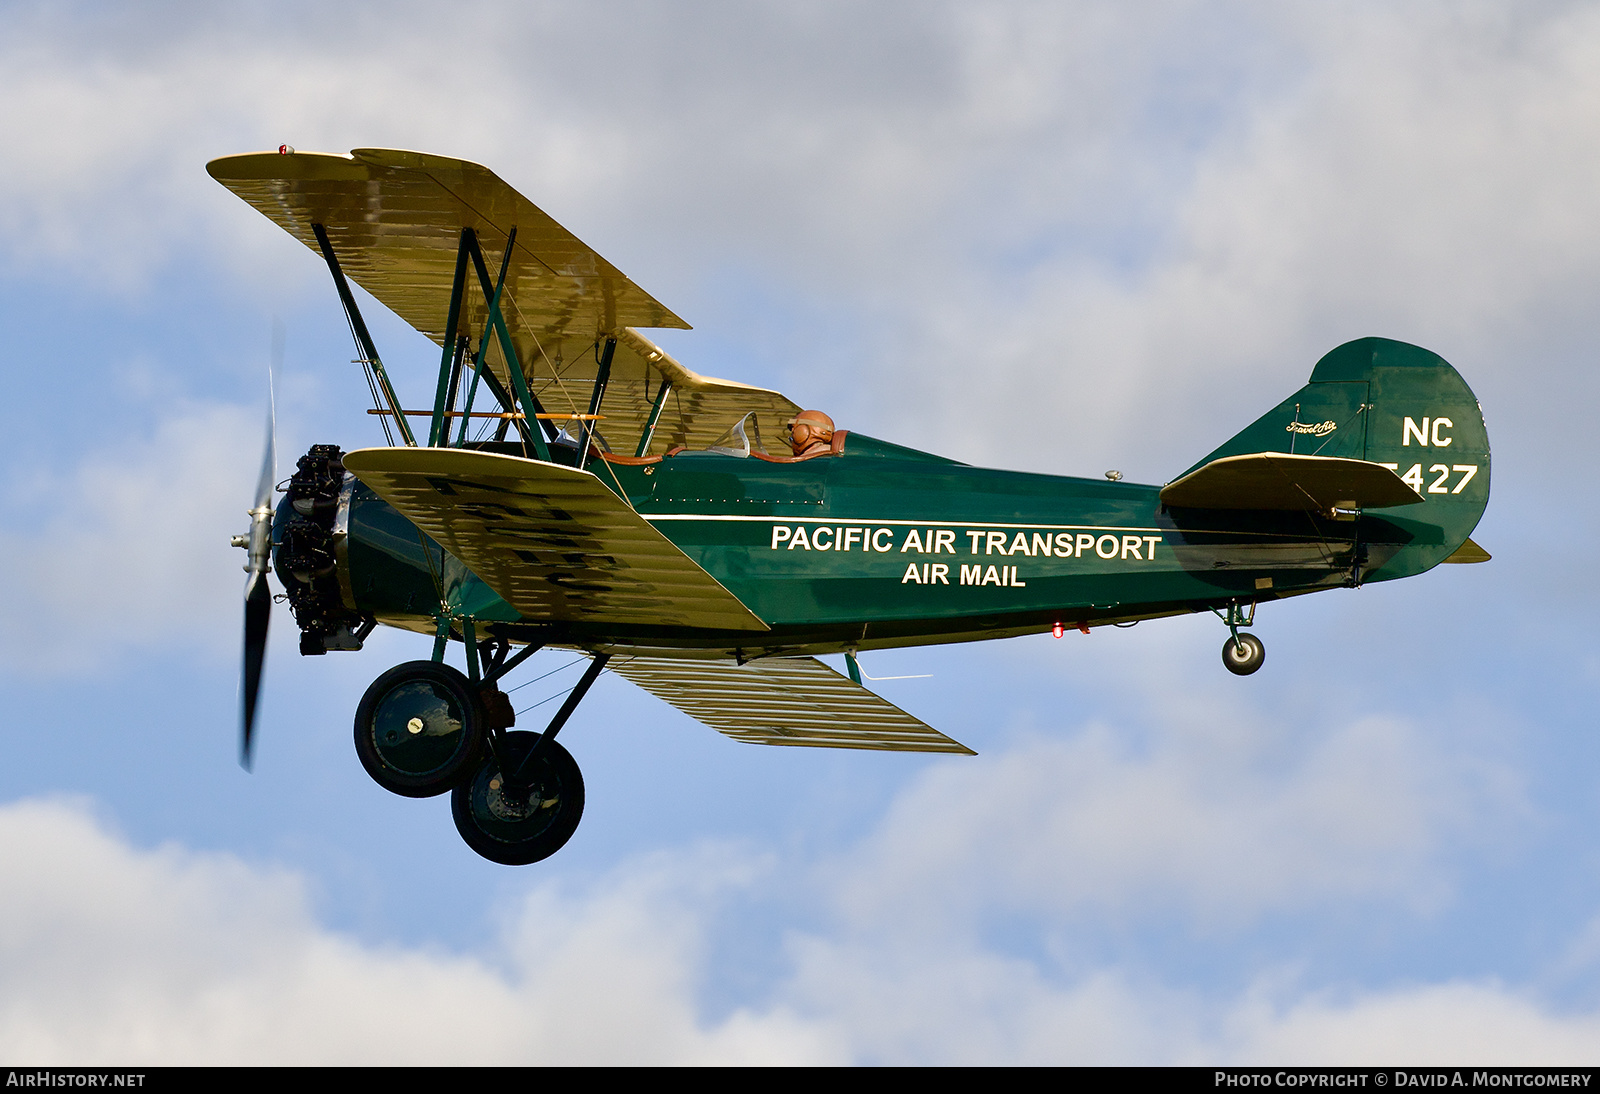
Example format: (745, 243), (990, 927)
(235, 324), (281, 769)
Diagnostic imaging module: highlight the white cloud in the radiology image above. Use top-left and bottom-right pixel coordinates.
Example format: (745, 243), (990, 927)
(0, 684), (1547, 1064)
(0, 3), (1273, 302)
(1213, 981), (1600, 1066)
(877, 2), (1600, 477)
(0, 783), (1588, 1065)
(0, 798), (837, 1065)
(8, 2), (1596, 476)
(780, 937), (1200, 1065)
(824, 713), (1506, 929)
(0, 0), (1594, 1067)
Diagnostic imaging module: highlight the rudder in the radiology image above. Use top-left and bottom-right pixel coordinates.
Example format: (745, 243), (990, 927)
(1183, 337), (1490, 581)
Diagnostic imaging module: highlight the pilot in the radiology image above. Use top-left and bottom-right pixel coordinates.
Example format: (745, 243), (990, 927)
(787, 410), (835, 458)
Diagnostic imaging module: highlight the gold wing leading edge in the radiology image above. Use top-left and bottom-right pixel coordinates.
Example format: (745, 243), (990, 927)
(206, 147), (801, 453)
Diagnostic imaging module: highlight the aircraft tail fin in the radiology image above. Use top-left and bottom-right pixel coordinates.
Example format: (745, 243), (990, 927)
(1178, 338), (1490, 581)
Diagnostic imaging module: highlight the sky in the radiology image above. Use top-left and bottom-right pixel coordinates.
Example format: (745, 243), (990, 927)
(1, 0), (1598, 1064)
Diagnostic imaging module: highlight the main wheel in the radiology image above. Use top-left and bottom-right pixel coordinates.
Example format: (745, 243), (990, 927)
(354, 661), (486, 798)
(1221, 633), (1266, 676)
(452, 730), (584, 866)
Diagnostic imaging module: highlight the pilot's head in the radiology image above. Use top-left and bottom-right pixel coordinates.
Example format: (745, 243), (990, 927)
(787, 410), (835, 456)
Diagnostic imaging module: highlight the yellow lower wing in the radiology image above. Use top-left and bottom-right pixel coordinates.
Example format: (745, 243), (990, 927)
(342, 448), (768, 632)
(610, 655), (975, 754)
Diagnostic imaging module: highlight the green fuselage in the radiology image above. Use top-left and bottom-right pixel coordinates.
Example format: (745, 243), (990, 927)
(336, 430), (1447, 657)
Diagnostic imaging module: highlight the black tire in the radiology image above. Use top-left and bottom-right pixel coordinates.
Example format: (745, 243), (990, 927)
(354, 661), (486, 798)
(452, 731), (584, 866)
(1222, 633), (1266, 676)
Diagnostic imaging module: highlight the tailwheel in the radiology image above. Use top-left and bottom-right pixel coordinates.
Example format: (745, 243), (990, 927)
(1222, 632), (1266, 676)
(452, 731), (584, 865)
(354, 661), (487, 797)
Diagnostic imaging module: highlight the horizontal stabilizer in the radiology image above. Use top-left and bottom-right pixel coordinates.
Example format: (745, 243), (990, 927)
(610, 655), (975, 754)
(1160, 452), (1422, 512)
(1440, 537), (1491, 564)
(343, 448), (768, 631)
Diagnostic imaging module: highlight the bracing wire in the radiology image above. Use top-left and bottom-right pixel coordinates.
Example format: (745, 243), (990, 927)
(511, 659), (619, 719)
(340, 304), (394, 446)
(504, 655), (588, 695)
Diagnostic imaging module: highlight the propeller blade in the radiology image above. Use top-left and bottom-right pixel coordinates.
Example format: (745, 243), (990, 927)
(241, 568), (271, 769)
(239, 322), (281, 770)
(254, 321), (281, 510)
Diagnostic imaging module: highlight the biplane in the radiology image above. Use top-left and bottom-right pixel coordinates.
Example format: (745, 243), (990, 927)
(210, 147), (1491, 866)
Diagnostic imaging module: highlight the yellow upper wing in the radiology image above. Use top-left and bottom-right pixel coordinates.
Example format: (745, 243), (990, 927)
(207, 148), (800, 454)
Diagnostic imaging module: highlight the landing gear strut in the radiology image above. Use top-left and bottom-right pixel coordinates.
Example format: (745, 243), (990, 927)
(352, 631), (611, 865)
(1214, 600), (1265, 676)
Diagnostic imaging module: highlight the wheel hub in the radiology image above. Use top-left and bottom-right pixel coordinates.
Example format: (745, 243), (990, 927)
(354, 660), (488, 798)
(453, 731), (585, 865)
(371, 680), (467, 776)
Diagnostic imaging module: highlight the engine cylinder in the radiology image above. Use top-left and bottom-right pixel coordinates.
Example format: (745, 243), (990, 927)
(274, 445), (372, 654)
